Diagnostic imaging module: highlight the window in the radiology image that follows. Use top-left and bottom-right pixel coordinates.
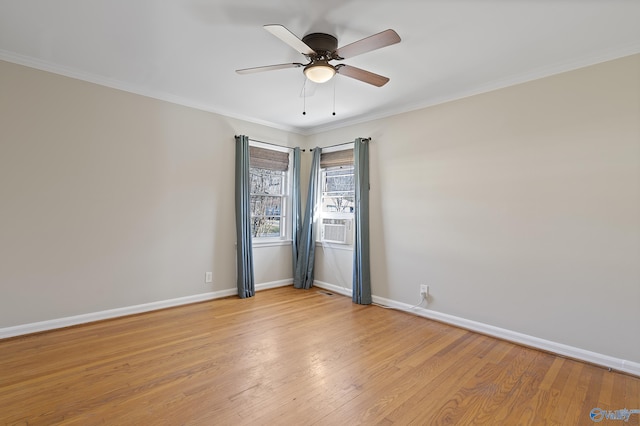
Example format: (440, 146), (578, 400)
(318, 145), (355, 244)
(250, 168), (285, 238)
(321, 166), (355, 214)
(249, 142), (291, 240)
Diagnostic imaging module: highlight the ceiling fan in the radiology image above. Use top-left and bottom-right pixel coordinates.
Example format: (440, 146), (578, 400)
(236, 25), (401, 87)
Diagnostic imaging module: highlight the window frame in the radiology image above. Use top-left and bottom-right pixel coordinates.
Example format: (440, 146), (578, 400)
(317, 143), (355, 246)
(249, 140), (293, 245)
(320, 165), (355, 218)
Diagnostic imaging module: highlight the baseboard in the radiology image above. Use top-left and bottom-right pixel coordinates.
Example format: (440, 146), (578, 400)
(255, 279), (292, 292)
(313, 280), (352, 297)
(4, 279), (637, 377)
(0, 279), (292, 340)
(313, 281), (640, 377)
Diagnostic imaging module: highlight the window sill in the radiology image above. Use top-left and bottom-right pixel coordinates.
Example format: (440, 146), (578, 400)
(253, 239), (292, 248)
(315, 241), (354, 252)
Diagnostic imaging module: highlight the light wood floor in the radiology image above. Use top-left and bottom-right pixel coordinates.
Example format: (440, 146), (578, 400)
(1, 286), (638, 425)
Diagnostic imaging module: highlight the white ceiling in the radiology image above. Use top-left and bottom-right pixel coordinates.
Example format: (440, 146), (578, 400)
(1, 0), (639, 135)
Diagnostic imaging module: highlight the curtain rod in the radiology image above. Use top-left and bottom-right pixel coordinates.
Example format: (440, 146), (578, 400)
(310, 137), (371, 151)
(236, 136), (306, 152)
(235, 136), (371, 152)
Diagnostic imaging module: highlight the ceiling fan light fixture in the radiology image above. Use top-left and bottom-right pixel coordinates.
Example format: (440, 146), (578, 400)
(304, 62), (336, 83)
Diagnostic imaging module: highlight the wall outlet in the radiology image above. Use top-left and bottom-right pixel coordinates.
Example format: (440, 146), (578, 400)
(420, 285), (429, 297)
(205, 272), (213, 283)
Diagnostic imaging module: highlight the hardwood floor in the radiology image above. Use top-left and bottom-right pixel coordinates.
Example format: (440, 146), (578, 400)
(1, 286), (638, 425)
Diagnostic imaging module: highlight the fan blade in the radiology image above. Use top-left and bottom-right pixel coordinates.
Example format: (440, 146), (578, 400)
(335, 29), (401, 59)
(336, 65), (390, 87)
(236, 63), (304, 74)
(264, 24), (316, 56)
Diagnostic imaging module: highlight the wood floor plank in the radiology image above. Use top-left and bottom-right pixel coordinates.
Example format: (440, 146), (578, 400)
(374, 337), (513, 425)
(420, 345), (537, 425)
(0, 286), (638, 425)
(579, 367), (605, 420)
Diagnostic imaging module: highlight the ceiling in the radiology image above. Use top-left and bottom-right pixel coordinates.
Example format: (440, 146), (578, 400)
(1, 1), (639, 135)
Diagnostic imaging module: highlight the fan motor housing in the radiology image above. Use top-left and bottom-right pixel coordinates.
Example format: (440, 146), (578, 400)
(302, 33), (338, 54)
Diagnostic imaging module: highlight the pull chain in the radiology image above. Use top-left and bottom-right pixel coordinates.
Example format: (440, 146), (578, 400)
(332, 78), (336, 116)
(302, 78), (307, 115)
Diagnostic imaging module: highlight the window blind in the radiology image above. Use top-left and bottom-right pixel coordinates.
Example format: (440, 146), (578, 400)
(250, 146), (289, 171)
(320, 149), (354, 168)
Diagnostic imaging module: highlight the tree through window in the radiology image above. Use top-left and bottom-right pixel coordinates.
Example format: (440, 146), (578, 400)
(318, 145), (355, 244)
(250, 168), (284, 237)
(249, 143), (291, 239)
(321, 166), (355, 213)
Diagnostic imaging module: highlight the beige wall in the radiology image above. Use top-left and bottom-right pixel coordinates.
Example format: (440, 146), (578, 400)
(1, 54), (638, 364)
(308, 54), (640, 363)
(0, 60), (302, 327)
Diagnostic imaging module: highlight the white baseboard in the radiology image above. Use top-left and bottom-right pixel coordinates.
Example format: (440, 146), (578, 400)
(313, 281), (640, 377)
(255, 279), (292, 292)
(0, 279), (292, 340)
(313, 280), (353, 297)
(4, 278), (637, 377)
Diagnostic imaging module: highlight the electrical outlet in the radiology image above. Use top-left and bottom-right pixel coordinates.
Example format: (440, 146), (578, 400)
(420, 285), (429, 297)
(205, 272), (213, 283)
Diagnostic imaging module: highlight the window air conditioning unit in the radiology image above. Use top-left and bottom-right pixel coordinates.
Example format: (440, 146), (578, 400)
(321, 218), (352, 244)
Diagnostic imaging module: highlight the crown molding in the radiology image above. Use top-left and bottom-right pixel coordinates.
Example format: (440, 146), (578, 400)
(3, 43), (639, 138)
(301, 43), (640, 136)
(0, 49), (306, 136)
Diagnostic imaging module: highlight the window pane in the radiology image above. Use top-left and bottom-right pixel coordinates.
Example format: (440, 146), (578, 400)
(250, 168), (283, 195)
(322, 195), (354, 213)
(251, 196), (282, 217)
(322, 166), (355, 213)
(325, 168), (354, 192)
(251, 216), (281, 238)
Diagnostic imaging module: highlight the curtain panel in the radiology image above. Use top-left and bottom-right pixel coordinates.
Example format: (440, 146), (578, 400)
(352, 138), (371, 304)
(294, 147), (321, 290)
(234, 135), (255, 298)
(292, 147), (302, 278)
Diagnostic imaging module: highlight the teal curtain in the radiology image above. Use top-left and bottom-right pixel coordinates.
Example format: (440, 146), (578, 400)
(353, 138), (371, 304)
(291, 147), (302, 278)
(235, 135), (255, 298)
(294, 147), (321, 289)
